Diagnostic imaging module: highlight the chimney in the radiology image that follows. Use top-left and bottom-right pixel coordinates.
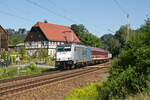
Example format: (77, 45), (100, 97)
(44, 20), (48, 23)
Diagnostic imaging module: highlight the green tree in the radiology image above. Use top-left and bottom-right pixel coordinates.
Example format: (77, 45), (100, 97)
(115, 25), (135, 48)
(37, 49), (48, 63)
(101, 34), (121, 57)
(8, 33), (26, 46)
(71, 24), (104, 48)
(97, 18), (150, 99)
(106, 37), (121, 57)
(70, 24), (88, 39)
(101, 25), (135, 57)
(81, 33), (104, 48)
(115, 25), (128, 48)
(18, 47), (26, 58)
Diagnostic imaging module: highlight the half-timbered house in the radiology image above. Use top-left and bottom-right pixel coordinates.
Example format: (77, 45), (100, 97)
(24, 22), (80, 56)
(0, 25), (8, 51)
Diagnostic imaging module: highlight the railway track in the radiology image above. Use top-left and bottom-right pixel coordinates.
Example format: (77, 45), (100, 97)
(0, 67), (95, 87)
(0, 61), (111, 86)
(0, 66), (108, 99)
(0, 69), (60, 85)
(0, 67), (91, 89)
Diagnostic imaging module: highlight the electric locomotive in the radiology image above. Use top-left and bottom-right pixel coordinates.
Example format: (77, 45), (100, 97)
(55, 43), (111, 69)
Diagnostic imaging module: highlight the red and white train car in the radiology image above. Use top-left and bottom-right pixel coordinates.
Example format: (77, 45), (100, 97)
(89, 47), (111, 64)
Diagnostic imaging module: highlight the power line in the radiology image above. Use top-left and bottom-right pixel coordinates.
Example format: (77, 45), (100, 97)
(0, 1), (36, 23)
(25, 0), (78, 23)
(0, 9), (33, 22)
(0, 0), (104, 37)
(46, 0), (79, 23)
(113, 0), (127, 15)
(28, 0), (105, 37)
(46, 0), (78, 21)
(47, 0), (73, 16)
(0, 1), (29, 15)
(46, 0), (103, 36)
(112, 0), (130, 41)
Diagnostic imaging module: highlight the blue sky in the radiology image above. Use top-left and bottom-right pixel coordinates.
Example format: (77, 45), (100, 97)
(0, 0), (150, 37)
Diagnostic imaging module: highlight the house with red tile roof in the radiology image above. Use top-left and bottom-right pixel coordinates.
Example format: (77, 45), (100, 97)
(24, 22), (80, 56)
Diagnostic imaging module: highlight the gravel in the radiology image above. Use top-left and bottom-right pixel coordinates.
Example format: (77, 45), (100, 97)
(6, 67), (109, 100)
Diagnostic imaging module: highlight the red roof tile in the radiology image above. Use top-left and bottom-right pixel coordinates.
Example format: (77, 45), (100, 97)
(32, 22), (80, 43)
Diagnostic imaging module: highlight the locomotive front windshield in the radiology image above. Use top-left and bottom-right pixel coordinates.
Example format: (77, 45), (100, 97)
(57, 46), (71, 52)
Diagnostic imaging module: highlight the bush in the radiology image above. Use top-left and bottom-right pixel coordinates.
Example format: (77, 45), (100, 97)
(95, 19), (150, 100)
(0, 65), (49, 79)
(96, 46), (150, 99)
(64, 83), (104, 100)
(0, 67), (18, 79)
(28, 62), (37, 71)
(9, 56), (16, 64)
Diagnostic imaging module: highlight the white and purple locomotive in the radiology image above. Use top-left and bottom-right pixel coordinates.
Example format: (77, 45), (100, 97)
(55, 43), (112, 69)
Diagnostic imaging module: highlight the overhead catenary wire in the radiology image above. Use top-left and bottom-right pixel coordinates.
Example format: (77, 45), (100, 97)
(47, 0), (76, 18)
(112, 0), (130, 40)
(25, 0), (78, 23)
(112, 0), (130, 22)
(26, 0), (81, 43)
(0, 1), (34, 22)
(0, 0), (59, 25)
(0, 1), (29, 16)
(113, 0), (127, 15)
(1, 0), (103, 37)
(46, 0), (103, 36)
(0, 0), (105, 37)
(0, 9), (33, 22)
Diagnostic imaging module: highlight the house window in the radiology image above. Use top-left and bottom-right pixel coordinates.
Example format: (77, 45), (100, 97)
(42, 41), (44, 46)
(45, 41), (48, 47)
(51, 50), (52, 55)
(28, 42), (31, 47)
(26, 42), (31, 47)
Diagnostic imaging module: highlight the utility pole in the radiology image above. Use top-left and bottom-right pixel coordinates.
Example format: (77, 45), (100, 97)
(126, 14), (130, 41)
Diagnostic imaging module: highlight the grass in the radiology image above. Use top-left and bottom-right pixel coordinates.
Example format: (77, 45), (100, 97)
(126, 92), (150, 100)
(125, 86), (150, 100)
(31, 57), (55, 66)
(64, 81), (150, 100)
(63, 82), (104, 100)
(0, 65), (50, 80)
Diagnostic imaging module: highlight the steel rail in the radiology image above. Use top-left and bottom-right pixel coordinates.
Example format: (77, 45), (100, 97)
(0, 67), (108, 98)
